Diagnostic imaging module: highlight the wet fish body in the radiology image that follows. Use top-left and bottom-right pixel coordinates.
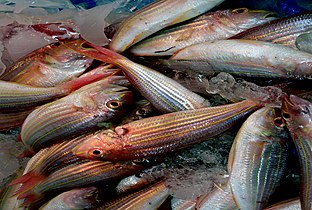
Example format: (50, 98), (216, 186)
(21, 76), (133, 152)
(116, 164), (165, 194)
(73, 100), (260, 160)
(66, 40), (211, 113)
(130, 8), (276, 56)
(281, 95), (312, 210)
(295, 32), (312, 54)
(13, 160), (144, 207)
(39, 187), (99, 210)
(98, 181), (169, 209)
(171, 197), (196, 210)
(110, 0), (225, 52)
(195, 182), (238, 210)
(230, 12), (312, 49)
(0, 109), (33, 131)
(1, 40), (93, 87)
(170, 39), (312, 79)
(0, 73), (106, 112)
(229, 107), (291, 210)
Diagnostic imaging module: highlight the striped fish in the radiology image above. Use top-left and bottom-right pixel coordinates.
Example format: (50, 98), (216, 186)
(73, 100), (260, 161)
(65, 40), (211, 113)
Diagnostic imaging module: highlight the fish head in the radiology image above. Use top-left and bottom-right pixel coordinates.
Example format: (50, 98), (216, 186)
(251, 107), (287, 139)
(121, 100), (157, 124)
(229, 8), (277, 29)
(93, 84), (133, 118)
(73, 130), (122, 160)
(64, 187), (99, 209)
(282, 95), (312, 127)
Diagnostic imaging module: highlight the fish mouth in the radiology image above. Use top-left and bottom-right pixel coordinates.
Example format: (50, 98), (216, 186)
(281, 95), (310, 119)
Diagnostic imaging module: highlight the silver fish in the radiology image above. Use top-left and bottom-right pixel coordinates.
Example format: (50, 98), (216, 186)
(170, 39), (312, 79)
(110, 0), (225, 52)
(130, 8), (276, 56)
(229, 107), (290, 210)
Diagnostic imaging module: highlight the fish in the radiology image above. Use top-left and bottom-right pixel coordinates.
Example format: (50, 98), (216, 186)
(130, 8), (276, 56)
(121, 100), (159, 125)
(229, 107), (291, 210)
(0, 148), (50, 210)
(281, 95), (312, 210)
(10, 135), (91, 192)
(0, 40), (94, 87)
(170, 39), (312, 79)
(72, 99), (260, 161)
(0, 73), (108, 112)
(116, 164), (165, 194)
(0, 175), (26, 210)
(0, 109), (33, 131)
(97, 181), (169, 209)
(295, 32), (312, 54)
(110, 0), (225, 52)
(195, 182), (238, 210)
(171, 197), (196, 210)
(230, 12), (312, 49)
(12, 160), (144, 207)
(21, 75), (133, 152)
(264, 198), (301, 210)
(39, 187), (99, 210)
(65, 40), (211, 113)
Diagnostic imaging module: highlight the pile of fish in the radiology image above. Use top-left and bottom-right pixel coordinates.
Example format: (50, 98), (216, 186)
(0, 0), (312, 209)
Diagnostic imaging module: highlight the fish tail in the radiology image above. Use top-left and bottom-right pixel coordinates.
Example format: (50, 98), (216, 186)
(10, 171), (44, 186)
(65, 39), (125, 65)
(18, 193), (38, 207)
(10, 173), (45, 206)
(59, 73), (108, 93)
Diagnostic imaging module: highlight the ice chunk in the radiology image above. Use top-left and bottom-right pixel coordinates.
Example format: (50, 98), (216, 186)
(74, 2), (120, 46)
(163, 131), (235, 200)
(205, 72), (285, 105)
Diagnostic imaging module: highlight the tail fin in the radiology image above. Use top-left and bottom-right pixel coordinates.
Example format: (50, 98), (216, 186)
(18, 193), (40, 207)
(9, 171), (45, 190)
(59, 72), (109, 93)
(64, 39), (125, 65)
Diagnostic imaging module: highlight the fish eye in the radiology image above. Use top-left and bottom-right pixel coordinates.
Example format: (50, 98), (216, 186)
(232, 8), (248, 14)
(282, 112), (291, 120)
(107, 100), (123, 109)
(273, 117), (284, 127)
(89, 149), (103, 157)
(136, 108), (147, 116)
(302, 106), (310, 115)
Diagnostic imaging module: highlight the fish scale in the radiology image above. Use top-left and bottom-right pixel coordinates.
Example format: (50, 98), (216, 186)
(230, 12), (312, 48)
(73, 100), (260, 161)
(229, 107), (291, 210)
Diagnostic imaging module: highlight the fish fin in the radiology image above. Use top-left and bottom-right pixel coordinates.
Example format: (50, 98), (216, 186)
(10, 172), (45, 196)
(18, 193), (39, 207)
(59, 73), (108, 93)
(65, 40), (125, 65)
